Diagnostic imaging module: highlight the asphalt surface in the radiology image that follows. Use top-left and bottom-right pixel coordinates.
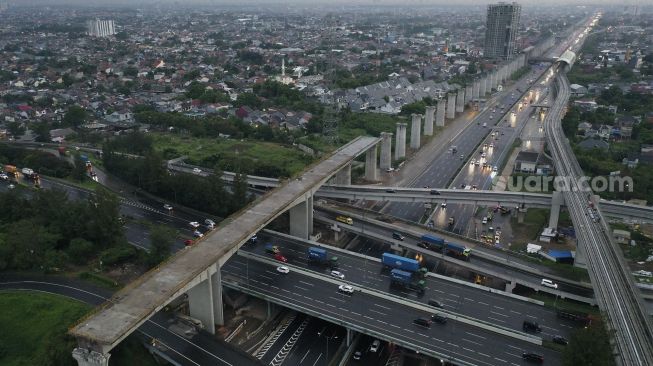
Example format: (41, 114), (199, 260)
(0, 273), (262, 366)
(244, 233), (579, 340)
(383, 67), (549, 225)
(221, 256), (563, 366)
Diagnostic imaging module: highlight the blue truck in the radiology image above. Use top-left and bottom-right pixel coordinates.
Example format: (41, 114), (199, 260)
(420, 235), (471, 259)
(390, 269), (426, 293)
(382, 253), (420, 272)
(307, 247), (339, 268)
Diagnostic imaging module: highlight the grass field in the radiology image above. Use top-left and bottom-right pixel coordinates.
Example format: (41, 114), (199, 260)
(0, 291), (157, 366)
(151, 133), (314, 177)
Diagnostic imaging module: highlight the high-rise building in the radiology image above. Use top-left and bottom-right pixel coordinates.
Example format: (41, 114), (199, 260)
(484, 2), (521, 60)
(86, 19), (116, 37)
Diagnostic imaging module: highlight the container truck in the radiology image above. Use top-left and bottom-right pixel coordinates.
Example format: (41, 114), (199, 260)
(446, 242), (471, 258)
(420, 236), (471, 259)
(420, 234), (445, 249)
(307, 247), (338, 268)
(390, 269), (425, 294)
(381, 253), (427, 276)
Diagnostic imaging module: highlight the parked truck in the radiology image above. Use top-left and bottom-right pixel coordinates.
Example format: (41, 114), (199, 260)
(307, 247), (338, 268)
(4, 165), (17, 177)
(80, 154), (92, 170)
(390, 268), (425, 294)
(264, 243), (280, 254)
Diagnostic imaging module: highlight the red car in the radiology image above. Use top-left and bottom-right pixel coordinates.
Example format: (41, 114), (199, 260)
(274, 253), (287, 263)
(184, 239), (194, 246)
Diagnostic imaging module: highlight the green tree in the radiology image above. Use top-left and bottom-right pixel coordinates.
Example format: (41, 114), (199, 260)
(63, 105), (87, 127)
(33, 122), (51, 143)
(71, 154), (88, 182)
(562, 323), (615, 366)
(147, 225), (176, 266)
(66, 238), (95, 265)
(7, 121), (25, 137)
(85, 187), (124, 248)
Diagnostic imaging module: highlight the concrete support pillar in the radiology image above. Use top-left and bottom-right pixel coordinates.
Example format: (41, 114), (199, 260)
(500, 67), (507, 83)
(187, 269), (223, 335)
(436, 99), (446, 127)
(465, 84), (473, 104)
(424, 106), (435, 136)
(548, 190), (564, 229)
(346, 329), (353, 347)
(456, 89), (465, 113)
(267, 300), (272, 319)
(395, 123), (407, 160)
(379, 132), (392, 170)
(472, 80), (480, 100)
(446, 93), (456, 119)
(365, 145), (378, 181)
(491, 71), (498, 90)
(72, 349), (110, 366)
(574, 238), (587, 268)
(479, 77), (487, 96)
(290, 196), (313, 239)
(410, 114), (422, 149)
(505, 280), (517, 293)
(334, 164), (351, 186)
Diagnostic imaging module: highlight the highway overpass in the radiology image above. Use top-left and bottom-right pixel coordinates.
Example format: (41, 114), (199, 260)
(315, 186), (653, 224)
(69, 136), (380, 365)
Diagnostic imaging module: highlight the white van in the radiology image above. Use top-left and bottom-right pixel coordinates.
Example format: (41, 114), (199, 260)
(541, 279), (558, 289)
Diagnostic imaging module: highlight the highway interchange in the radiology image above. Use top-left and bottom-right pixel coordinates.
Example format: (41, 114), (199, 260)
(4, 15), (650, 366)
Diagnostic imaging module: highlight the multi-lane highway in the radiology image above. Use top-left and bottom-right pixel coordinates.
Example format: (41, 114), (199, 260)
(222, 254), (563, 366)
(242, 230), (581, 339)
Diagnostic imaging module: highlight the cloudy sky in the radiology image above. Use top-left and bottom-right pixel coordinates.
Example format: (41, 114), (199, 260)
(7, 0), (644, 6)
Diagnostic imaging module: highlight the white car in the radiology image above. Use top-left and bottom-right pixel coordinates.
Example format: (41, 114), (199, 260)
(482, 217), (488, 224)
(440, 202), (447, 208)
(369, 339), (381, 353)
(163, 204), (173, 211)
(0, 173), (8, 180)
(8, 184), (15, 189)
(205, 219), (215, 228)
(277, 266), (290, 274)
(330, 270), (345, 279)
(192, 168), (202, 174)
(541, 279), (558, 289)
(193, 230), (203, 238)
(338, 284), (354, 294)
(492, 166), (498, 172)
(189, 221), (200, 228)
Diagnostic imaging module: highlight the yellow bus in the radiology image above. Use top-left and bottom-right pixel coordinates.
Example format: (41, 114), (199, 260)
(336, 216), (353, 225)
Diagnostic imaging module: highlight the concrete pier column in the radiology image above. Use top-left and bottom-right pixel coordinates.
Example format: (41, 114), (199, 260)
(436, 99), (446, 127)
(548, 190), (564, 229)
(490, 71), (497, 90)
(479, 77), (487, 96)
(505, 280), (517, 293)
(446, 93), (456, 119)
(456, 89), (465, 113)
(72, 349), (110, 366)
(465, 84), (473, 104)
(290, 195), (313, 239)
(379, 132), (393, 170)
(472, 80), (480, 100)
(346, 329), (353, 347)
(395, 123), (407, 159)
(517, 210), (525, 224)
(187, 268), (223, 334)
(499, 67), (507, 83)
(424, 106), (435, 136)
(410, 114), (422, 149)
(365, 144), (378, 181)
(334, 163), (351, 185)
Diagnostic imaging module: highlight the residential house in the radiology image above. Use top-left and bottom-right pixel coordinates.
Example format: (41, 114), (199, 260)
(570, 84), (587, 97)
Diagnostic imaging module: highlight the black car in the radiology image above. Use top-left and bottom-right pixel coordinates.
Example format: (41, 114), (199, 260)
(523, 320), (542, 333)
(552, 335), (568, 345)
(385, 189), (396, 193)
(352, 350), (362, 361)
(428, 299), (443, 308)
(429, 189), (440, 195)
(392, 232), (405, 241)
(413, 318), (431, 328)
(431, 314), (447, 324)
(522, 352), (544, 363)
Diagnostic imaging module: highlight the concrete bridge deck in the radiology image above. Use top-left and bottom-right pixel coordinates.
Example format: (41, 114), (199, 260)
(69, 136), (380, 352)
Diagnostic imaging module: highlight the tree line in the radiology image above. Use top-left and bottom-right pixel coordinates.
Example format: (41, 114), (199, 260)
(103, 136), (252, 218)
